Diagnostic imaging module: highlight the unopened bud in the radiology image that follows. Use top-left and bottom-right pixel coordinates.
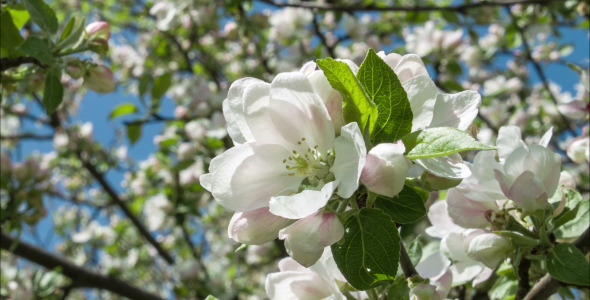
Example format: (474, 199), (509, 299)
(65, 60), (85, 79)
(85, 21), (110, 41)
(88, 39), (109, 56)
(421, 171), (462, 191)
(84, 65), (115, 94)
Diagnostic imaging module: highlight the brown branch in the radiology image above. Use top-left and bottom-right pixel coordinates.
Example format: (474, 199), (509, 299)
(0, 133), (54, 140)
(76, 152), (175, 265)
(516, 258), (531, 300)
(523, 226), (590, 300)
(399, 239), (419, 279)
(0, 230), (163, 300)
(1, 57), (45, 71)
(257, 0), (557, 13)
(504, 6), (577, 136)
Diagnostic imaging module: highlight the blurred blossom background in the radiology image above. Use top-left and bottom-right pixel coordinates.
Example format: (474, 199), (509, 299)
(1, 0), (588, 299)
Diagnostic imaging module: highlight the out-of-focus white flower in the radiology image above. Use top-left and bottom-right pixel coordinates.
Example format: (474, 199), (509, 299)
(558, 170), (576, 190)
(265, 247), (367, 300)
(144, 194), (170, 231)
(360, 142), (412, 197)
(149, 1), (180, 31)
(405, 21), (463, 57)
(412, 252), (453, 300)
(567, 137), (589, 163)
(483, 75), (523, 96)
(268, 8), (313, 41)
(464, 231), (511, 268)
(177, 142), (196, 161)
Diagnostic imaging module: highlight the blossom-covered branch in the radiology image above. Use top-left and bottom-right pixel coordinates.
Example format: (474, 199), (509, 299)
(0, 230), (164, 300)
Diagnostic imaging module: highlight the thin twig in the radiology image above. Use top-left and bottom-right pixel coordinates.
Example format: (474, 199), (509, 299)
(1, 230), (164, 300)
(76, 152), (175, 265)
(504, 6), (577, 136)
(257, 0), (557, 13)
(0, 133), (54, 140)
(399, 240), (419, 279)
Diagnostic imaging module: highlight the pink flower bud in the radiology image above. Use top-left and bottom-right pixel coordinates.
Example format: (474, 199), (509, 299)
(278, 211), (344, 267)
(88, 39), (109, 56)
(85, 21), (110, 41)
(446, 188), (499, 229)
(228, 207), (294, 245)
(360, 142), (412, 197)
(65, 60), (85, 79)
(84, 65), (115, 94)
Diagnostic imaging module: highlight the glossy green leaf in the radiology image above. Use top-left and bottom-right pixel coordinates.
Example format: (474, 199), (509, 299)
(19, 36), (54, 65)
(546, 243), (590, 286)
(42, 68), (63, 115)
(357, 49), (412, 143)
(555, 200), (589, 239)
(316, 57), (377, 134)
(1, 11), (24, 54)
(22, 0), (58, 34)
(152, 72), (172, 101)
(402, 127), (496, 160)
(109, 103), (139, 120)
(7, 5), (30, 29)
(374, 185), (426, 224)
(331, 208), (400, 290)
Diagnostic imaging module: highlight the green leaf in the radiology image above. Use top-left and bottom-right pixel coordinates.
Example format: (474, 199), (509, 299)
(555, 200), (589, 239)
(546, 243), (590, 286)
(42, 68), (63, 115)
(109, 103), (139, 120)
(316, 57), (377, 134)
(19, 36), (54, 65)
(331, 208), (400, 290)
(22, 0), (58, 34)
(126, 123), (142, 145)
(151, 72), (172, 101)
(59, 17), (76, 41)
(407, 237), (423, 266)
(374, 185), (426, 224)
(402, 127), (496, 160)
(56, 17), (85, 50)
(1, 11), (24, 54)
(357, 49), (412, 143)
(387, 275), (410, 300)
(489, 275), (518, 300)
(7, 5), (30, 29)
(551, 188), (582, 230)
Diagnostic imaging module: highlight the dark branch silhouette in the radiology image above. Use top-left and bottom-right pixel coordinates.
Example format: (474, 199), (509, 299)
(1, 230), (164, 300)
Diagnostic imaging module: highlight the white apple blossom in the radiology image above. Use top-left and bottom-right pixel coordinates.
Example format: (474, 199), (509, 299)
(412, 252), (453, 300)
(202, 71), (366, 265)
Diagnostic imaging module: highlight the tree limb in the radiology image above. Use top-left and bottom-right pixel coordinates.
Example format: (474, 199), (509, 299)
(76, 152), (175, 265)
(0, 230), (164, 300)
(1, 57), (45, 71)
(257, 0), (557, 13)
(523, 226), (590, 300)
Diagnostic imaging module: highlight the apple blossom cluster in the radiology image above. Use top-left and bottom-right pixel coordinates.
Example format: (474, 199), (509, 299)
(200, 48), (506, 297)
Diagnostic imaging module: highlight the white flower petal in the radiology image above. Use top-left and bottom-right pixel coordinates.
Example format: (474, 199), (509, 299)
(426, 201), (465, 238)
(416, 154), (471, 179)
(393, 54), (430, 83)
(496, 126), (526, 162)
(416, 251), (451, 279)
(211, 143), (301, 212)
(332, 122), (366, 198)
(538, 126), (553, 148)
(242, 80), (287, 145)
(269, 182), (335, 219)
(361, 142), (411, 197)
(446, 188), (498, 229)
(279, 211), (344, 267)
(265, 271), (338, 300)
(449, 261), (484, 286)
(456, 151), (505, 202)
(403, 75), (438, 132)
(228, 207), (294, 244)
(269, 72), (335, 154)
(224, 78), (264, 143)
(429, 91), (481, 131)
